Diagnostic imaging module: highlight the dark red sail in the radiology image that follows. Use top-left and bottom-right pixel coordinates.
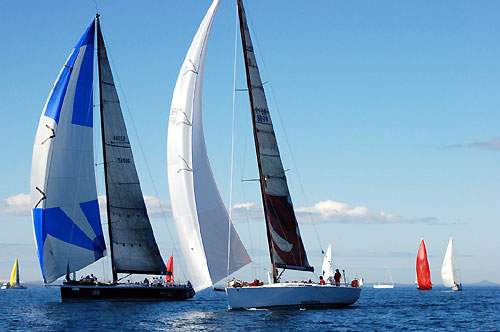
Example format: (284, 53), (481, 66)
(238, 0), (312, 276)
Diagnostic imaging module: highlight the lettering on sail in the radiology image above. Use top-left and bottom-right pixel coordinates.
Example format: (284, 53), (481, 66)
(255, 108), (271, 125)
(117, 157), (131, 164)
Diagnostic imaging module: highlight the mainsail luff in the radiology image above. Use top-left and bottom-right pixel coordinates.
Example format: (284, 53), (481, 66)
(237, 0), (312, 278)
(96, 16), (166, 279)
(167, 0), (250, 292)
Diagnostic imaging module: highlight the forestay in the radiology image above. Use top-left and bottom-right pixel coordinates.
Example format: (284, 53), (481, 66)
(31, 21), (106, 284)
(96, 19), (166, 276)
(237, 0), (312, 273)
(167, 0), (251, 292)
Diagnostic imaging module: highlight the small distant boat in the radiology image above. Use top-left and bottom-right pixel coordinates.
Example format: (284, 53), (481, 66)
(1, 259), (27, 290)
(441, 237), (462, 291)
(416, 239), (432, 290)
(373, 264), (394, 289)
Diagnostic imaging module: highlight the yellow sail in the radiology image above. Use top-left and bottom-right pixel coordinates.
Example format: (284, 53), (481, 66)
(9, 258), (18, 286)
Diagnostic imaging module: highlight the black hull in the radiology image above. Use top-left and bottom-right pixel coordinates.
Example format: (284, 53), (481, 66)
(60, 284), (195, 302)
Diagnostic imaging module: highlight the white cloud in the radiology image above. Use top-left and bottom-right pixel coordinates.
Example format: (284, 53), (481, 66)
(0, 193), (30, 216)
(1, 193), (171, 218)
(230, 199), (436, 224)
(230, 202), (263, 220)
(446, 138), (500, 150)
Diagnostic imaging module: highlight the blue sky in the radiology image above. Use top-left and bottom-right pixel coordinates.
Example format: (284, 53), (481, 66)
(1, 0), (499, 286)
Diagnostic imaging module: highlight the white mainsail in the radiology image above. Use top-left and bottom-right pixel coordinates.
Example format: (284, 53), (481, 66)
(441, 236), (457, 288)
(31, 21), (106, 283)
(321, 244), (334, 282)
(167, 0), (251, 292)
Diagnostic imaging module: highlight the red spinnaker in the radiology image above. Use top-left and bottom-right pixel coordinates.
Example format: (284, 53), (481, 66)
(166, 255), (174, 285)
(416, 239), (432, 290)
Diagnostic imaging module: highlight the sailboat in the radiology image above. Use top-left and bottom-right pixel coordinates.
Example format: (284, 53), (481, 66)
(30, 15), (194, 301)
(416, 239), (432, 290)
(1, 259), (27, 290)
(167, 0), (361, 309)
(322, 244), (334, 284)
(373, 264), (394, 289)
(441, 237), (462, 291)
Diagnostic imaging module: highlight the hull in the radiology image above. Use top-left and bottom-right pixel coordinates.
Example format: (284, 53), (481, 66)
(452, 283), (463, 291)
(226, 283), (361, 310)
(373, 284), (394, 289)
(60, 284), (195, 302)
(1, 285), (27, 290)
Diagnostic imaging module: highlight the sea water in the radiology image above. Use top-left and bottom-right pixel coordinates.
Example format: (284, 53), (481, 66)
(1, 286), (498, 331)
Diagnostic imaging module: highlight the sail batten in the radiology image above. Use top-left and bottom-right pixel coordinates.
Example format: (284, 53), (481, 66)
(237, 0), (312, 277)
(96, 18), (166, 277)
(167, 0), (251, 292)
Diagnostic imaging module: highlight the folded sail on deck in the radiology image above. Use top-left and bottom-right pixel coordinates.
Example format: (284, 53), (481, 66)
(237, 0), (312, 273)
(96, 18), (166, 277)
(168, 0), (251, 292)
(31, 21), (106, 283)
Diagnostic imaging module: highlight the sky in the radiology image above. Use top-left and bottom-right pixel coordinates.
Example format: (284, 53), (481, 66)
(1, 0), (499, 286)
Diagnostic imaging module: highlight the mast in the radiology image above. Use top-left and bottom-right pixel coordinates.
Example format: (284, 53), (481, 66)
(236, 0), (277, 282)
(237, 0), (312, 282)
(95, 14), (117, 282)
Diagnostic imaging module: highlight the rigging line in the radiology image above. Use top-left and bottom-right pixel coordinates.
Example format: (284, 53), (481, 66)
(89, 0), (98, 14)
(100, 29), (187, 281)
(227, 0), (239, 282)
(94, 40), (110, 282)
(245, 6), (323, 257)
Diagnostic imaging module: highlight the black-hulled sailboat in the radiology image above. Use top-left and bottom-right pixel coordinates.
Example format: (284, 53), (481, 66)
(168, 0), (360, 309)
(31, 15), (194, 302)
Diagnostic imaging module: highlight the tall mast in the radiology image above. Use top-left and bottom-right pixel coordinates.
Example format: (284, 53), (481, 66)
(236, 0), (277, 282)
(96, 15), (117, 282)
(237, 0), (312, 281)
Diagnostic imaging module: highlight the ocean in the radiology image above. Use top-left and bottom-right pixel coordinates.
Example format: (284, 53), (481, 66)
(1, 286), (499, 331)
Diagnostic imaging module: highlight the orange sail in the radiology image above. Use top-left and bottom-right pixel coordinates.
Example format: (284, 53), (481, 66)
(416, 239), (432, 290)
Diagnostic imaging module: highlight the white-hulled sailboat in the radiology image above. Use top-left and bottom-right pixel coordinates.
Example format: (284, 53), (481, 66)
(1, 259), (27, 290)
(373, 264), (394, 289)
(167, 0), (360, 309)
(31, 16), (194, 301)
(441, 237), (462, 291)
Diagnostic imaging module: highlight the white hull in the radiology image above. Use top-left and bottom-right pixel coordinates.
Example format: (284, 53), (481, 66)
(451, 283), (463, 291)
(373, 284), (394, 289)
(226, 283), (361, 309)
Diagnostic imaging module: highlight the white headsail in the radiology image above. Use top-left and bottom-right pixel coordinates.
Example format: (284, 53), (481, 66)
(441, 236), (457, 288)
(322, 244), (334, 282)
(167, 0), (251, 292)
